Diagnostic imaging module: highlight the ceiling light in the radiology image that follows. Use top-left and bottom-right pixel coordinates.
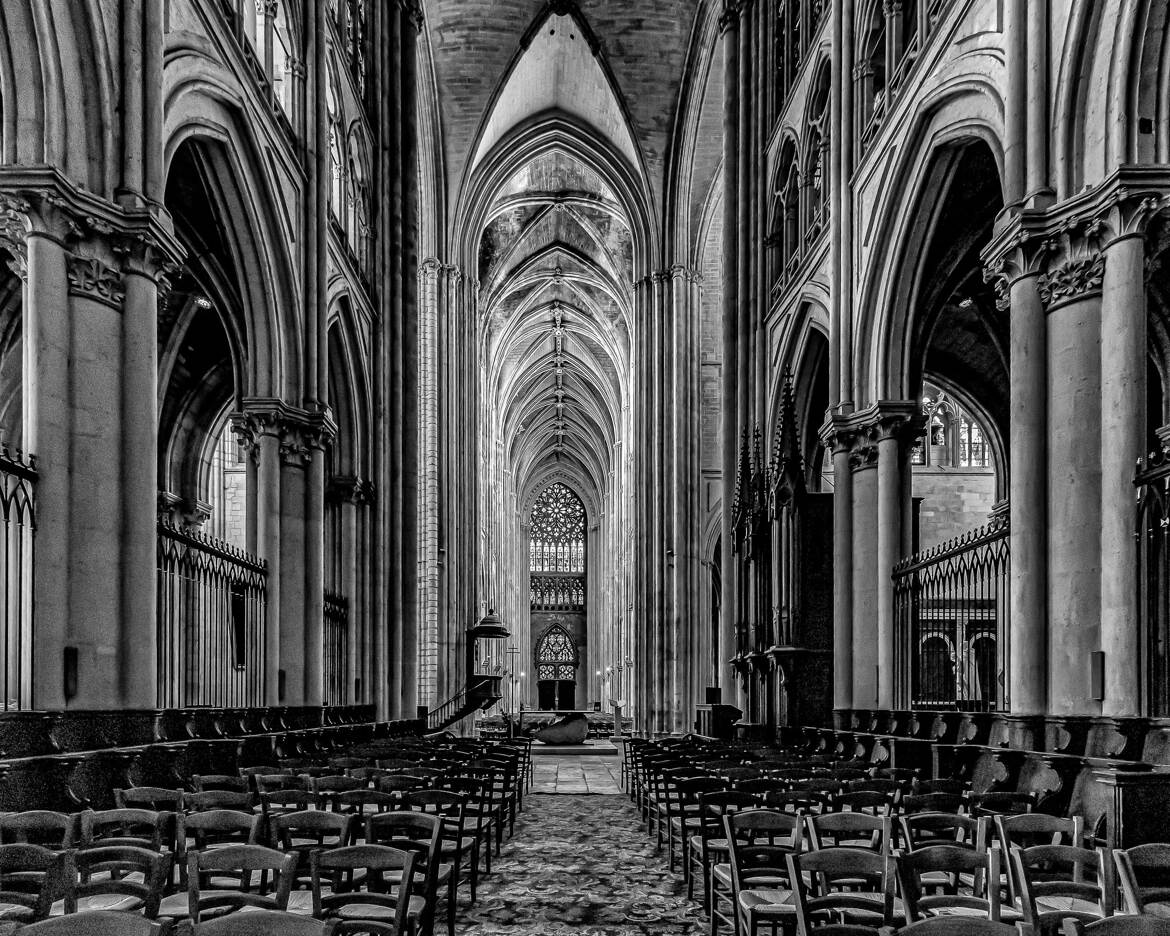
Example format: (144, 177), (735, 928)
(194, 295), (212, 309)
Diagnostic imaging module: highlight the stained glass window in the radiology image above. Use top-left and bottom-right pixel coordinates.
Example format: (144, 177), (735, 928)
(536, 624), (576, 664)
(529, 483), (585, 574)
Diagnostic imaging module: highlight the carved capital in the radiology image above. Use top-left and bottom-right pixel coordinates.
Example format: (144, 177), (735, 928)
(718, 0), (743, 34)
(231, 399), (338, 468)
(67, 255), (125, 308)
(1038, 215), (1106, 309)
(982, 235), (1050, 312)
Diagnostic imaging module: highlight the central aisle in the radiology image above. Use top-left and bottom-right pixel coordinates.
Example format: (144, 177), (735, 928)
(462, 791), (707, 936)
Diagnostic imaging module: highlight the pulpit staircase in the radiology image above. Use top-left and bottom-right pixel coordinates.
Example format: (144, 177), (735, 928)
(424, 676), (503, 733)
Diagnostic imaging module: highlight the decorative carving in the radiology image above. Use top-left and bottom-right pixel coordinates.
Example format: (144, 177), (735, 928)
(1038, 253), (1105, 308)
(327, 476), (376, 505)
(230, 399), (338, 468)
(67, 256), (125, 308)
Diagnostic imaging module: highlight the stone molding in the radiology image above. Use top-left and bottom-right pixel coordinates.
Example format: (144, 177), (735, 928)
(156, 491), (213, 531)
(0, 167), (184, 301)
(231, 398), (339, 468)
(982, 167), (1170, 313)
(820, 401), (922, 472)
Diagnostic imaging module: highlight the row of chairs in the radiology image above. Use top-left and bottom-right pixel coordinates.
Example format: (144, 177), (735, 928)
(624, 736), (1170, 936)
(0, 736), (535, 936)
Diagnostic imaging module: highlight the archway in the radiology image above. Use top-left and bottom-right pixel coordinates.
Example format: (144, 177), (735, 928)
(535, 622), (579, 711)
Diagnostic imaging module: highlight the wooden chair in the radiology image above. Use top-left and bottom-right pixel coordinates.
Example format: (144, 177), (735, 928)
(895, 843), (1011, 923)
(400, 790), (477, 905)
(327, 790), (399, 822)
(178, 844), (298, 923)
(0, 844), (70, 924)
(255, 774), (307, 795)
(259, 790), (316, 824)
(667, 777), (726, 874)
(269, 810), (353, 885)
(64, 845), (173, 918)
(1010, 844), (1113, 936)
(312, 777), (365, 808)
(787, 847), (899, 935)
(189, 908), (333, 935)
(685, 790), (756, 910)
(1115, 843), (1170, 915)
(901, 794), (965, 816)
(437, 778), (493, 877)
(364, 811), (452, 936)
(723, 809), (803, 936)
(898, 812), (983, 852)
(1062, 919), (1170, 936)
(16, 911), (173, 935)
(311, 844), (419, 936)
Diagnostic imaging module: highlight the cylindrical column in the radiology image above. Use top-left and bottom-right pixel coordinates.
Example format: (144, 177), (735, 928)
(1002, 0), (1026, 203)
(851, 446), (879, 708)
(1025, 0), (1049, 199)
(25, 233), (69, 709)
(876, 432), (903, 709)
(1046, 284), (1102, 716)
(303, 452), (325, 706)
(256, 432), (282, 705)
(1100, 232), (1146, 716)
(719, 4), (740, 692)
(1008, 271), (1047, 714)
(120, 268), (159, 707)
(830, 438), (853, 714)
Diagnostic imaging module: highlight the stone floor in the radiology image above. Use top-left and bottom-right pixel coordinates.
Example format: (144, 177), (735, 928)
(530, 753), (623, 793)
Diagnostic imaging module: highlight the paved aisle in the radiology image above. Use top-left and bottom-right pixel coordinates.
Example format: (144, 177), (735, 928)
(460, 787), (706, 936)
(530, 756), (622, 793)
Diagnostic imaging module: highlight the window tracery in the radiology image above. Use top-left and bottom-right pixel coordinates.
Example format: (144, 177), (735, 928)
(528, 482), (586, 574)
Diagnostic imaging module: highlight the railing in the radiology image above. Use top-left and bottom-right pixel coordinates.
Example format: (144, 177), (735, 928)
(530, 574), (585, 611)
(0, 448), (34, 711)
(893, 512), (1009, 712)
(323, 591), (349, 706)
(1139, 446), (1170, 715)
(426, 687), (469, 732)
(157, 521), (267, 708)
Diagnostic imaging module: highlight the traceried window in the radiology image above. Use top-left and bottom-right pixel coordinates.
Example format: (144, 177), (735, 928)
(529, 483), (585, 574)
(535, 624), (577, 682)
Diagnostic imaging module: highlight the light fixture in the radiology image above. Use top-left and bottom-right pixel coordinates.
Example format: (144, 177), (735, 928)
(194, 295), (212, 309)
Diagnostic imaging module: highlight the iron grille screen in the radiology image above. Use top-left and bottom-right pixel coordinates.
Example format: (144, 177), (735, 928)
(893, 512), (1009, 711)
(0, 451), (34, 711)
(323, 591), (349, 706)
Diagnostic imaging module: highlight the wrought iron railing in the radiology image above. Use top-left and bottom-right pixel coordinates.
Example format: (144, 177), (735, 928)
(893, 512), (1009, 711)
(323, 591), (348, 706)
(157, 520), (267, 708)
(0, 448), (34, 711)
(426, 687), (469, 732)
(1138, 446), (1170, 715)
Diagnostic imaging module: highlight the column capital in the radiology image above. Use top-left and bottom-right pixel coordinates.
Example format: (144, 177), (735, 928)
(719, 0), (743, 34)
(231, 398), (338, 467)
(820, 401), (922, 457)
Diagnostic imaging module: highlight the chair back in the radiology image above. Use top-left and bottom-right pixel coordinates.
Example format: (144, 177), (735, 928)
(995, 813), (1084, 850)
(896, 843), (998, 922)
(1063, 919), (1170, 935)
(115, 788), (185, 812)
(898, 811), (982, 851)
(0, 811), (75, 848)
(806, 811), (891, 853)
(183, 790), (254, 812)
(269, 810), (353, 854)
(192, 775), (249, 794)
(79, 808), (169, 851)
(178, 809), (262, 852)
(787, 847), (896, 936)
(902, 793), (965, 815)
(186, 844), (298, 922)
(311, 843), (415, 935)
(1010, 843), (1113, 933)
(724, 809), (801, 896)
(0, 843), (71, 921)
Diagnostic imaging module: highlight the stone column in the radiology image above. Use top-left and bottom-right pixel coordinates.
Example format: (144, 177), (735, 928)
(875, 405), (920, 710)
(1100, 195), (1162, 716)
(1040, 226), (1104, 716)
(822, 420), (854, 716)
(985, 234), (1049, 715)
(850, 434), (879, 709)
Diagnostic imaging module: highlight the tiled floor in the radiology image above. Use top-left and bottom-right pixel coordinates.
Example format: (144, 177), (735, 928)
(530, 754), (623, 793)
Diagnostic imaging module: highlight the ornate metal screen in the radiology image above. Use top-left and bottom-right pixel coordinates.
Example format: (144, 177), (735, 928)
(893, 513), (1010, 711)
(1139, 447), (1170, 715)
(0, 450), (34, 711)
(323, 591), (348, 706)
(529, 482), (585, 611)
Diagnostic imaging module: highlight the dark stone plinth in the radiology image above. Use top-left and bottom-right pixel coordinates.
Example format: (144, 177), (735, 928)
(71, 750), (140, 809)
(1044, 716), (1093, 756)
(1088, 768), (1170, 848)
(0, 755), (84, 812)
(130, 743), (188, 788)
(1086, 717), (1146, 761)
(0, 712), (58, 758)
(1141, 720), (1170, 767)
(990, 714), (1045, 750)
(928, 712), (962, 744)
(957, 713), (993, 746)
(49, 710), (163, 752)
